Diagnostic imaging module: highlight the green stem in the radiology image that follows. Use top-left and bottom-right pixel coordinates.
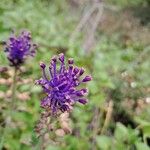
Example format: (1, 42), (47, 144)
(11, 67), (17, 110)
(40, 134), (45, 150)
(0, 67), (18, 150)
(100, 101), (113, 135)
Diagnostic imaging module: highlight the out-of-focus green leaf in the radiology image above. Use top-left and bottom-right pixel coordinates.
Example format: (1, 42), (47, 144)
(96, 135), (112, 150)
(114, 123), (128, 141)
(136, 142), (150, 150)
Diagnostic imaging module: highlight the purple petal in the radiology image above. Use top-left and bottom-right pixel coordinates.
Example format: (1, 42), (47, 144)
(40, 62), (46, 69)
(82, 76), (92, 82)
(68, 58), (74, 64)
(78, 98), (88, 104)
(79, 68), (85, 76)
(59, 53), (65, 62)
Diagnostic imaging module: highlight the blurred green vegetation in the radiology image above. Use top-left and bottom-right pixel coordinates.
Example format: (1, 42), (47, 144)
(0, 0), (150, 150)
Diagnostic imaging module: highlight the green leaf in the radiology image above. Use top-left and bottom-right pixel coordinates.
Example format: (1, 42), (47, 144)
(46, 145), (61, 150)
(31, 86), (42, 93)
(96, 135), (112, 150)
(136, 142), (150, 150)
(114, 123), (128, 141)
(143, 125), (150, 136)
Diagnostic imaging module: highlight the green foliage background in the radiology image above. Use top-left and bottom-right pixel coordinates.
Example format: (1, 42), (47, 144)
(0, 0), (150, 149)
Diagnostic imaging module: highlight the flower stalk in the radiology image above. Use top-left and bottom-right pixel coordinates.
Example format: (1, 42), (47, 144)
(11, 67), (17, 109)
(0, 67), (18, 150)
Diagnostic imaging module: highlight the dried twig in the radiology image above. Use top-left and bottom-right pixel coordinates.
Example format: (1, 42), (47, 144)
(70, 0), (104, 53)
(100, 101), (113, 134)
(90, 107), (101, 150)
(82, 1), (104, 53)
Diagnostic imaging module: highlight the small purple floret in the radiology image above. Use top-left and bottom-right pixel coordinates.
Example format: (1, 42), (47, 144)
(40, 62), (46, 69)
(4, 30), (37, 67)
(78, 98), (88, 104)
(82, 76), (92, 82)
(68, 58), (74, 64)
(36, 53), (92, 114)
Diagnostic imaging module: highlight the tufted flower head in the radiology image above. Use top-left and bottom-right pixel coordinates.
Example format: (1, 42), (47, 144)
(36, 53), (92, 114)
(4, 30), (37, 67)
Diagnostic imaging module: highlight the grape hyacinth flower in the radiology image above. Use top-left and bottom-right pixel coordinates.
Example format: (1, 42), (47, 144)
(36, 53), (92, 114)
(4, 30), (37, 67)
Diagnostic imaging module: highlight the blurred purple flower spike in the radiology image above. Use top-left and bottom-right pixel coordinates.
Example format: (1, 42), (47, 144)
(36, 53), (92, 114)
(4, 30), (37, 67)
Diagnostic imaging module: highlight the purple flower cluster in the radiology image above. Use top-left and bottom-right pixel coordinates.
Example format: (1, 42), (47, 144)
(4, 30), (37, 67)
(36, 53), (92, 114)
